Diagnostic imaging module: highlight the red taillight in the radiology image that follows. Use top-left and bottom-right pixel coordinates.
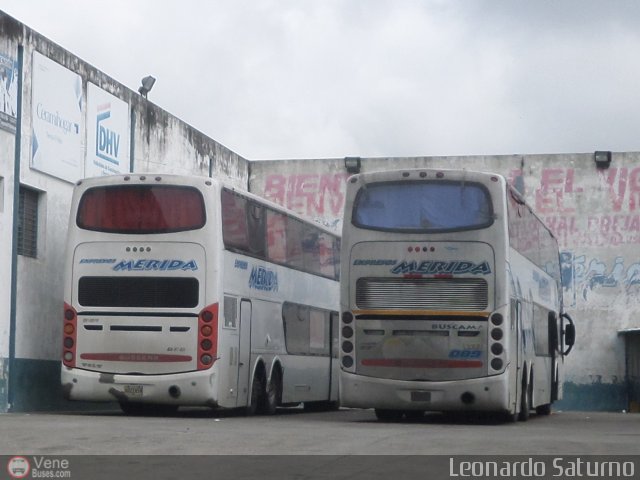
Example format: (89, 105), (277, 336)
(63, 303), (77, 368)
(198, 303), (218, 370)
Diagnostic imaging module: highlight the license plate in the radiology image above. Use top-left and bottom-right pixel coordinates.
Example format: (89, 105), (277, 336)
(124, 385), (144, 397)
(411, 391), (431, 402)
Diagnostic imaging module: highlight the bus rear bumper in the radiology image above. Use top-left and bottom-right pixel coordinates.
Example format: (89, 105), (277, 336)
(61, 367), (219, 407)
(340, 370), (511, 413)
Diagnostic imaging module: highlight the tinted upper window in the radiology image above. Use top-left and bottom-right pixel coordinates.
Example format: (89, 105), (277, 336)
(77, 185), (206, 233)
(352, 181), (494, 232)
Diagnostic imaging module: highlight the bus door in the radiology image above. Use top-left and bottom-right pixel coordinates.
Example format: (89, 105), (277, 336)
(236, 299), (252, 407)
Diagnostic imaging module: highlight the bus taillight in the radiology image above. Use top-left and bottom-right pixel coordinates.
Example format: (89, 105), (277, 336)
(198, 303), (219, 370)
(62, 303), (77, 368)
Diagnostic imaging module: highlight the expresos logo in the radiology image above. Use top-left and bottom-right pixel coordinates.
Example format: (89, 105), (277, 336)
(95, 103), (121, 165)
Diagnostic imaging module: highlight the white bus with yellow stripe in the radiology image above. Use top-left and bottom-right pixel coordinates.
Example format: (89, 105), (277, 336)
(339, 168), (575, 421)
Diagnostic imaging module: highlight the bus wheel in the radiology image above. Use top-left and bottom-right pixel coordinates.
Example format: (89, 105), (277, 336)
(518, 376), (530, 422)
(264, 370), (282, 415)
(374, 409), (403, 422)
(246, 374), (264, 416)
(536, 403), (552, 416)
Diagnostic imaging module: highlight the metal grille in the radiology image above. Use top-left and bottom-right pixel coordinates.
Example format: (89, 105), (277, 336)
(356, 277), (488, 311)
(18, 186), (39, 258)
(78, 277), (199, 308)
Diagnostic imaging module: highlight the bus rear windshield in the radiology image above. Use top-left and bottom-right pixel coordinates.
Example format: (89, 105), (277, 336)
(77, 185), (206, 233)
(352, 181), (493, 232)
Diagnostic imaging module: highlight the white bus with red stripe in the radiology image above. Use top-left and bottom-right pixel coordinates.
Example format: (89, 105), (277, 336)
(62, 174), (340, 415)
(339, 168), (575, 421)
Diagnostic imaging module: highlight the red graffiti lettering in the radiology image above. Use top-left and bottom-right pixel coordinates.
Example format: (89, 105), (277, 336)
(262, 173), (348, 217)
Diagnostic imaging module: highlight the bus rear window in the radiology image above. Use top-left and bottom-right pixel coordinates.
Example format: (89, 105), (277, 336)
(352, 181), (493, 232)
(77, 185), (206, 233)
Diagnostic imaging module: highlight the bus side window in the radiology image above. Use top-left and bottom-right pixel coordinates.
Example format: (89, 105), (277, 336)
(247, 202), (266, 257)
(309, 309), (330, 356)
(221, 190), (249, 251)
(224, 296), (237, 329)
(283, 302), (309, 355)
(266, 210), (287, 264)
(303, 226), (321, 276)
(286, 218), (304, 270)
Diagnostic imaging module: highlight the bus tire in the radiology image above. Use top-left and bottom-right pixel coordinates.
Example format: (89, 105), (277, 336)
(246, 374), (264, 416)
(536, 403), (552, 415)
(264, 370), (282, 415)
(518, 375), (530, 422)
(374, 409), (403, 422)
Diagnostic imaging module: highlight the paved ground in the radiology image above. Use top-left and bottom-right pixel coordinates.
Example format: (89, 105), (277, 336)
(1, 407), (639, 455)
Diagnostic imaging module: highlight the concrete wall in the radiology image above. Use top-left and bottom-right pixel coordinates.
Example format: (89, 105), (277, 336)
(249, 153), (640, 411)
(0, 11), (249, 412)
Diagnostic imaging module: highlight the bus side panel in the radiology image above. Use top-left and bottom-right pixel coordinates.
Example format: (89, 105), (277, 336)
(281, 355), (330, 404)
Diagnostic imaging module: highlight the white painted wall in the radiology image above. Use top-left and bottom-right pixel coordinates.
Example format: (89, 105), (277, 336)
(0, 12), (250, 371)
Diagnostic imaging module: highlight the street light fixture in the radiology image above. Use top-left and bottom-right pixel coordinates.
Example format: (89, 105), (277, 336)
(138, 75), (156, 99)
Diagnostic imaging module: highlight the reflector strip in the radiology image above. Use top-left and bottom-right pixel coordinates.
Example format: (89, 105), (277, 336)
(80, 353), (192, 362)
(361, 358), (482, 368)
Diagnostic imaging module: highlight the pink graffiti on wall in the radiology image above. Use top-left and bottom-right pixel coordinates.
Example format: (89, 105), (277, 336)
(523, 167), (640, 248)
(260, 166), (640, 248)
(263, 173), (349, 218)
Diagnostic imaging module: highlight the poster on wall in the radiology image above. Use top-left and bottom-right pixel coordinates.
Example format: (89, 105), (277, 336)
(86, 83), (130, 177)
(0, 52), (18, 133)
(31, 51), (83, 183)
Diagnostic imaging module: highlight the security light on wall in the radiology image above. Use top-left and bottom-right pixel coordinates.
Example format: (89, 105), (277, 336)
(138, 75), (156, 98)
(594, 151), (612, 169)
(344, 157), (361, 174)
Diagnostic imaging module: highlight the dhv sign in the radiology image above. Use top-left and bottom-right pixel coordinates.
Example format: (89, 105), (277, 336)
(96, 104), (121, 165)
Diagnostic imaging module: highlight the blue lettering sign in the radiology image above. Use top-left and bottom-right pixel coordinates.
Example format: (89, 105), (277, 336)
(96, 107), (121, 165)
(249, 266), (278, 292)
(112, 259), (198, 272)
(390, 260), (492, 275)
(234, 259), (249, 270)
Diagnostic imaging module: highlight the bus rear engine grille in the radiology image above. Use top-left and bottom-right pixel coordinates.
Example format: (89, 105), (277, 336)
(355, 277), (488, 311)
(78, 276), (199, 308)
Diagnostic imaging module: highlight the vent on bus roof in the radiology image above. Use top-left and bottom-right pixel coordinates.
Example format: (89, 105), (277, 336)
(78, 277), (199, 308)
(356, 277), (488, 311)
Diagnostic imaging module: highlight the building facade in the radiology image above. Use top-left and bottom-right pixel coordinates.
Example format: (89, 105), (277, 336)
(0, 11), (249, 412)
(1, 10), (637, 412)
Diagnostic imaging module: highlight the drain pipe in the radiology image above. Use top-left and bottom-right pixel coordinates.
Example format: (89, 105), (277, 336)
(8, 44), (24, 412)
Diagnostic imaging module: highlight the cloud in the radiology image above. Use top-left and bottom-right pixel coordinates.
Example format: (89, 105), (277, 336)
(3, 0), (640, 159)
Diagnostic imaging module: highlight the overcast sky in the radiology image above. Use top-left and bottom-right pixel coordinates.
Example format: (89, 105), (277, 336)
(3, 1), (640, 160)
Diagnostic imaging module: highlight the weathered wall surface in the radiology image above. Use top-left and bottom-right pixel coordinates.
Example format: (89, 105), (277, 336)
(0, 11), (249, 412)
(250, 153), (640, 411)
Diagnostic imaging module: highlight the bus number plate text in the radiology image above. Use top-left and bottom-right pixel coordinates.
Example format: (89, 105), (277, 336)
(124, 385), (144, 397)
(411, 391), (431, 402)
